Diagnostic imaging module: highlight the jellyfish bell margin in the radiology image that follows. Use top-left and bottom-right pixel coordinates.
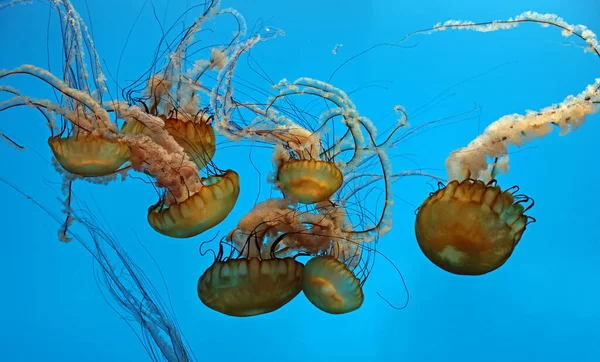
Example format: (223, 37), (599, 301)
(414, 179), (534, 276)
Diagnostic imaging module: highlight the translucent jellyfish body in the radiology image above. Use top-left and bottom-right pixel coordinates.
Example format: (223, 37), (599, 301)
(48, 134), (130, 177)
(147, 170), (240, 238)
(277, 159), (343, 204)
(415, 179), (530, 275)
(302, 256), (364, 314)
(197, 257), (304, 317)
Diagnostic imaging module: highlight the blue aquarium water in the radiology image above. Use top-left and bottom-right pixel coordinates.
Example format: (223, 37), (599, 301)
(0, 0), (598, 361)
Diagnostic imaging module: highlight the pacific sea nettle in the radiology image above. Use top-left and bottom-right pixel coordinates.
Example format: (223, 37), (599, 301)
(48, 133), (130, 177)
(415, 179), (532, 275)
(277, 159), (343, 204)
(302, 255), (364, 314)
(147, 170), (240, 238)
(197, 257), (304, 317)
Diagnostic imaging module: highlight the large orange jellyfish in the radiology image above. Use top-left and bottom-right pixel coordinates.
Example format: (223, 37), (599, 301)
(198, 256), (304, 317)
(411, 11), (600, 275)
(415, 179), (533, 275)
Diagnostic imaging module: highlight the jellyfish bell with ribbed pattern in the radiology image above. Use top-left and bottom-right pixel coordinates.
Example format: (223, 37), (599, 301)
(197, 256), (304, 317)
(415, 179), (533, 275)
(302, 255), (364, 314)
(277, 159), (343, 204)
(147, 169), (240, 238)
(48, 133), (131, 177)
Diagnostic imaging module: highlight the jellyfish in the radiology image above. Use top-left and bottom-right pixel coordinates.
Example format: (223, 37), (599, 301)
(411, 12), (599, 275)
(198, 255), (304, 317)
(48, 134), (131, 177)
(276, 159), (343, 204)
(147, 169), (240, 238)
(415, 179), (533, 275)
(0, 0), (130, 180)
(210, 62), (356, 204)
(122, 113), (216, 172)
(302, 255), (364, 314)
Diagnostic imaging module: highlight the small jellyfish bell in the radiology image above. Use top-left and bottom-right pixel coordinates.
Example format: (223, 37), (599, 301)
(298, 203), (373, 314)
(302, 254), (364, 315)
(266, 126), (343, 204)
(276, 157), (343, 204)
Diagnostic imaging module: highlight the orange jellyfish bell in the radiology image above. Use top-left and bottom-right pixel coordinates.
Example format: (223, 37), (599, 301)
(198, 257), (304, 317)
(162, 116), (216, 170)
(302, 255), (364, 314)
(147, 169), (240, 238)
(277, 159), (343, 204)
(121, 116), (216, 171)
(415, 179), (531, 275)
(48, 134), (130, 177)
